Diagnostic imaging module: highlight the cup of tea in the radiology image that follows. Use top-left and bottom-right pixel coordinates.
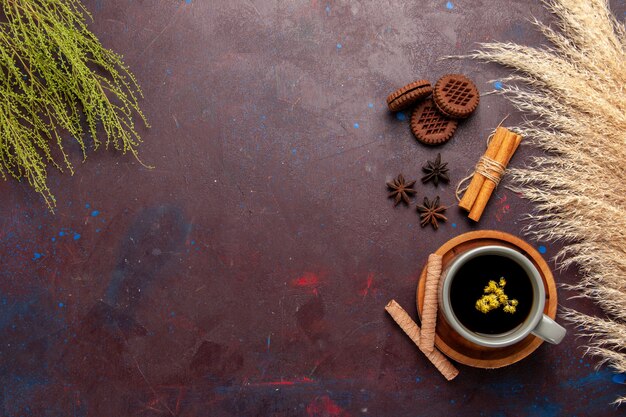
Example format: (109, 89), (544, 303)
(438, 245), (566, 348)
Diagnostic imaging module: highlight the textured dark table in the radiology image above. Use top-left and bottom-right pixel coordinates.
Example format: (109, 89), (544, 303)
(1, 1), (625, 416)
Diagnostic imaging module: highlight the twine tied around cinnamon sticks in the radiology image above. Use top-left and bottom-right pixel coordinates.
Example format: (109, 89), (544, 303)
(385, 254), (459, 381)
(456, 126), (523, 222)
(469, 156), (506, 187)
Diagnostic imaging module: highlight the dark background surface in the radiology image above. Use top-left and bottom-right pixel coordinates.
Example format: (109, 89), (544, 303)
(1, 1), (625, 416)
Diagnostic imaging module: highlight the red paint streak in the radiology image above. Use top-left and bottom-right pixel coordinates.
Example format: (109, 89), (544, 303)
(249, 377), (314, 386)
(291, 272), (322, 296)
(495, 194), (511, 222)
(307, 395), (351, 417)
(258, 380), (295, 386)
(291, 272), (319, 287)
(174, 386), (185, 414)
(358, 273), (375, 299)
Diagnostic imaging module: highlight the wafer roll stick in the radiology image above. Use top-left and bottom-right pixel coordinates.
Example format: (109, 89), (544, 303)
(419, 254), (442, 353)
(385, 300), (459, 381)
(458, 127), (509, 211)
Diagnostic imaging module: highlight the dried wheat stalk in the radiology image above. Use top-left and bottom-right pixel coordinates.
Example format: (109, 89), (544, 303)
(463, 0), (625, 404)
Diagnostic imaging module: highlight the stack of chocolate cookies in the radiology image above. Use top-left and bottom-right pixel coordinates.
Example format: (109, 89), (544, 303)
(386, 74), (479, 146)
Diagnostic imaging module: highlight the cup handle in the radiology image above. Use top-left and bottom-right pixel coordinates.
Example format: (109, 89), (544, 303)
(531, 314), (566, 344)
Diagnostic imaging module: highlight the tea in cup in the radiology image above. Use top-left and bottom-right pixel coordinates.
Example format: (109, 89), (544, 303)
(439, 245), (566, 348)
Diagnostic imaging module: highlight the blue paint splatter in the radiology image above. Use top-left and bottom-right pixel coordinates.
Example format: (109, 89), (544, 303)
(59, 231), (65, 237)
(415, 376), (422, 383)
(452, 223), (457, 228)
(267, 335), (271, 351)
(395, 112), (406, 121)
(58, 302), (64, 308)
(612, 373), (626, 384)
(33, 252), (43, 260)
(85, 203), (90, 209)
(538, 245), (547, 254)
(446, 1), (454, 10)
(325, 4), (331, 14)
(291, 148), (297, 155)
(170, 311), (176, 317)
(185, 0), (192, 4)
(354, 123), (359, 129)
(73, 233), (81, 241)
(368, 102), (374, 108)
(494, 80), (504, 90)
(91, 210), (100, 217)
(96, 229), (101, 233)
(191, 240), (196, 245)
(564, 370), (612, 389)
(336, 43), (342, 49)
(524, 402), (561, 417)
(51, 237), (56, 242)
(0, 291), (65, 411)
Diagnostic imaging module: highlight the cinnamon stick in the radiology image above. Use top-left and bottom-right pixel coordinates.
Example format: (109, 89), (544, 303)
(385, 300), (459, 381)
(468, 131), (522, 222)
(419, 254), (442, 353)
(458, 127), (509, 211)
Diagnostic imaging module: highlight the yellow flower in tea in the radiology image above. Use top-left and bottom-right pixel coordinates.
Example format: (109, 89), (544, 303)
(475, 277), (519, 314)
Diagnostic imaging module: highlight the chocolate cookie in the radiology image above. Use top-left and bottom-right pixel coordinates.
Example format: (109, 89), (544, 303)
(410, 99), (458, 145)
(386, 80), (432, 112)
(433, 74), (479, 119)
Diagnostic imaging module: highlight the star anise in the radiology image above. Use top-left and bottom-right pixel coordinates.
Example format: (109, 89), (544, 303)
(387, 174), (416, 206)
(421, 153), (450, 186)
(416, 196), (447, 230)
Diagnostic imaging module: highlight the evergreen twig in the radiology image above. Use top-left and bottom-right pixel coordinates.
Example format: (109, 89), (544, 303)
(0, 0), (148, 210)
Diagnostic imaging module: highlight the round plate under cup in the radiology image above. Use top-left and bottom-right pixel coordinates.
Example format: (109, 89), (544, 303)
(416, 230), (558, 369)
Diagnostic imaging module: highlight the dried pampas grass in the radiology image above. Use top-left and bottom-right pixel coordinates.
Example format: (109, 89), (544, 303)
(464, 0), (626, 404)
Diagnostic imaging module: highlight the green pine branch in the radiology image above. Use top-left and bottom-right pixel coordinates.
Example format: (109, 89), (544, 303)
(0, 0), (149, 210)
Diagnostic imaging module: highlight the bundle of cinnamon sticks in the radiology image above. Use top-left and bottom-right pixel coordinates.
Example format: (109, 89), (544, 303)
(459, 127), (522, 221)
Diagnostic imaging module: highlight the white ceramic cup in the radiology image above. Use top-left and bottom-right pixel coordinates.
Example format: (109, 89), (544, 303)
(439, 245), (566, 348)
